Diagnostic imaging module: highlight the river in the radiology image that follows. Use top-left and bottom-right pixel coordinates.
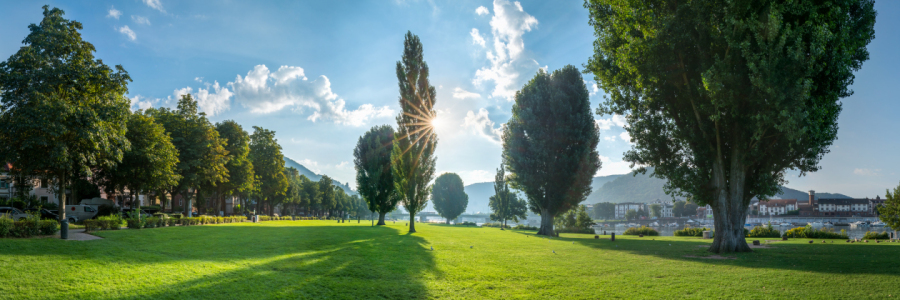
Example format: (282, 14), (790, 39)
(591, 225), (895, 239)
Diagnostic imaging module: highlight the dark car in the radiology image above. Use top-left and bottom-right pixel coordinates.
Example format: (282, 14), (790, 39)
(23, 208), (59, 220)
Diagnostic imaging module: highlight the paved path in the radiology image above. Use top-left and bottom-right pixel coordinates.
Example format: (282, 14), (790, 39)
(58, 229), (103, 241)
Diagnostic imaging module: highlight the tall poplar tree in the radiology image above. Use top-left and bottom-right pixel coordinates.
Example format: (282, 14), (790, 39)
(503, 66), (601, 236)
(0, 6), (131, 234)
(354, 125), (398, 225)
(489, 167), (527, 229)
(392, 31), (438, 234)
(585, 0), (876, 252)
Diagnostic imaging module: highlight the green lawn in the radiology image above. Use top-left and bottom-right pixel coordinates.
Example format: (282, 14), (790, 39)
(1, 221), (898, 299)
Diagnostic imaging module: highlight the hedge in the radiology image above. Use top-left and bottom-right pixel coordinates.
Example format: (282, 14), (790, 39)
(747, 224), (781, 238)
(782, 225), (848, 239)
(623, 226), (659, 236)
(513, 224), (538, 230)
(0, 217), (58, 238)
(863, 231), (890, 240)
(674, 227), (709, 237)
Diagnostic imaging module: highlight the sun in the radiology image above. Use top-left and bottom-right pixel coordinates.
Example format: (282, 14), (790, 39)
(430, 114), (443, 133)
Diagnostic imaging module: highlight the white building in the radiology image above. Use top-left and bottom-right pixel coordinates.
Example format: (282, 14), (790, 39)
(615, 202), (645, 219)
(758, 199), (798, 216)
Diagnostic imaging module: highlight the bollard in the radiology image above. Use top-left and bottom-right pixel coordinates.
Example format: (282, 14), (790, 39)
(752, 240), (760, 246)
(702, 231), (711, 239)
(60, 219), (68, 240)
(603, 231), (607, 235)
(611, 232), (615, 242)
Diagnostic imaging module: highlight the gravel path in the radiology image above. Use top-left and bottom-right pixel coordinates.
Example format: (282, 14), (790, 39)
(58, 229), (103, 241)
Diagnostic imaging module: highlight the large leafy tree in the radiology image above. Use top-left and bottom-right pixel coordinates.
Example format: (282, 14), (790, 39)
(0, 6), (131, 230)
(249, 126), (287, 215)
(585, 0), (876, 252)
(392, 31), (438, 233)
(592, 202), (615, 220)
(431, 173), (468, 224)
(215, 120), (254, 215)
(878, 182), (900, 237)
(318, 175), (335, 218)
(489, 167), (527, 229)
(147, 95), (228, 216)
(503, 65), (601, 236)
(300, 175), (320, 217)
(673, 201), (686, 218)
(95, 111), (180, 214)
(354, 125), (398, 225)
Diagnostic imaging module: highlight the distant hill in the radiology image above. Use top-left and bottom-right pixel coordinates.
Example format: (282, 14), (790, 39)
(283, 157), (356, 195)
(776, 186), (850, 201)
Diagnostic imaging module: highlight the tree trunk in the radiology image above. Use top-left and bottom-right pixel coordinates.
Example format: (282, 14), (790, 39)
(409, 213), (416, 233)
(183, 188), (194, 217)
(708, 151), (752, 253)
(537, 208), (554, 236)
(58, 173), (67, 224)
(377, 212), (386, 225)
(501, 218), (505, 230)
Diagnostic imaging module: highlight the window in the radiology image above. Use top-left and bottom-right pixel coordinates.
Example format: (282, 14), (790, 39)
(40, 178), (47, 188)
(0, 179), (7, 189)
(84, 206), (95, 212)
(40, 196), (48, 203)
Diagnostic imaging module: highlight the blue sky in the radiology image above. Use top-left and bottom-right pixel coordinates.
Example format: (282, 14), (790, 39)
(1, 0), (897, 198)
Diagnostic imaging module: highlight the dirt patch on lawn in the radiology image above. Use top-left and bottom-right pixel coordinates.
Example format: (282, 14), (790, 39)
(684, 255), (736, 260)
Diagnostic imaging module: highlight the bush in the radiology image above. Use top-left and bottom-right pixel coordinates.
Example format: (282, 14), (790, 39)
(674, 227), (709, 237)
(0, 217), (13, 238)
(258, 215), (271, 222)
(481, 222), (510, 229)
(166, 218), (178, 226)
(747, 224), (781, 238)
(513, 224), (538, 230)
(144, 217), (160, 228)
(557, 227), (596, 234)
(863, 231), (890, 240)
(782, 225), (848, 239)
(98, 215), (123, 230)
(126, 218), (145, 229)
(11, 220), (39, 238)
(455, 221), (477, 226)
(97, 204), (120, 217)
(38, 220), (58, 235)
(624, 226), (659, 236)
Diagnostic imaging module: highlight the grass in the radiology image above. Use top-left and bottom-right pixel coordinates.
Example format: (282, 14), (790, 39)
(1, 221), (899, 299)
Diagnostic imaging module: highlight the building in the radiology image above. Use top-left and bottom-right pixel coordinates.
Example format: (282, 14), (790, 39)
(648, 199), (674, 218)
(615, 202), (645, 219)
(758, 199), (798, 216)
(870, 196), (886, 215)
(0, 164), (62, 205)
(818, 198), (873, 217)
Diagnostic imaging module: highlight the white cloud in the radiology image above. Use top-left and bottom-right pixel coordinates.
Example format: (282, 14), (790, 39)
(595, 115), (627, 130)
(143, 0), (165, 13)
(619, 132), (632, 143)
(463, 108), (503, 143)
(107, 7), (122, 19)
(117, 26), (136, 41)
(475, 6), (489, 16)
(472, 0), (540, 100)
(603, 136), (616, 142)
(129, 96), (153, 111)
(470, 28), (486, 47)
(457, 170), (495, 184)
(336, 161), (350, 170)
(174, 81), (233, 117)
(131, 15), (151, 25)
(299, 159), (322, 174)
(230, 65), (393, 126)
(853, 168), (881, 176)
(596, 155), (633, 176)
(452, 87), (481, 99)
(585, 79), (600, 96)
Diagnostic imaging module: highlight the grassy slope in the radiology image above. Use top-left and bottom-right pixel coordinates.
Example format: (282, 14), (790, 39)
(1, 221), (898, 299)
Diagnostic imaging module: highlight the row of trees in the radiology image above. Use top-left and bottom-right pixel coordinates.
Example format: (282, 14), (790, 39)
(0, 7), (357, 230)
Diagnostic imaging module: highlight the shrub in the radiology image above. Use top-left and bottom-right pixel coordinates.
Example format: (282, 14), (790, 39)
(747, 224), (781, 238)
(144, 217), (160, 228)
(455, 221), (477, 226)
(96, 215), (123, 230)
(0, 216), (13, 238)
(512, 224), (538, 230)
(782, 225), (848, 239)
(557, 228), (596, 234)
(863, 231), (890, 240)
(258, 215), (271, 222)
(38, 220), (58, 235)
(674, 227), (709, 237)
(11, 220), (39, 238)
(481, 222), (510, 229)
(126, 218), (145, 229)
(624, 226), (659, 236)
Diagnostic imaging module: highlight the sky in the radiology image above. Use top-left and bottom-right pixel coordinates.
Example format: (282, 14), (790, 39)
(0, 0), (897, 199)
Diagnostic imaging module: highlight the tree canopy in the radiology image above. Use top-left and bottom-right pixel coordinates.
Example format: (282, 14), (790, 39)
(489, 167), (527, 229)
(249, 126), (287, 215)
(431, 173), (468, 224)
(503, 65), (601, 236)
(585, 0), (876, 252)
(878, 182), (900, 233)
(392, 31), (438, 233)
(215, 120), (254, 214)
(0, 6), (132, 226)
(354, 125), (398, 225)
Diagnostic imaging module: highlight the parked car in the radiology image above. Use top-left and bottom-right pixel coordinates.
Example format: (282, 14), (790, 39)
(0, 207), (29, 220)
(63, 204), (99, 223)
(23, 208), (59, 220)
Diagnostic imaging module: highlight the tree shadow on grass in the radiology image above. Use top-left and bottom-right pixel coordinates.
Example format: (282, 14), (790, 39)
(1, 223), (440, 299)
(506, 230), (900, 276)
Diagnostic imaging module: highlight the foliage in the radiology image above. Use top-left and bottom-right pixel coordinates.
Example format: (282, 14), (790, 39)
(513, 224), (538, 231)
(862, 231), (890, 240)
(585, 0), (876, 253)
(782, 225), (848, 239)
(554, 205), (594, 234)
(674, 227), (710, 237)
(216, 120), (255, 201)
(624, 226), (659, 236)
(649, 204), (662, 218)
(0, 217), (12, 237)
(503, 65), (601, 236)
(249, 126), (287, 215)
(878, 181), (900, 231)
(126, 218), (145, 229)
(354, 125), (398, 225)
(489, 167), (528, 228)
(430, 173), (468, 223)
(624, 209), (637, 221)
(683, 203), (699, 217)
(480, 223), (511, 229)
(456, 221), (477, 226)
(147, 95), (229, 216)
(392, 31), (438, 234)
(0, 6), (133, 223)
(672, 201), (686, 218)
(747, 223), (781, 238)
(592, 202), (615, 220)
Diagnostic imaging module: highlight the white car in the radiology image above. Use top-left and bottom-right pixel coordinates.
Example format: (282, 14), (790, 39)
(0, 207), (29, 221)
(63, 205), (99, 223)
